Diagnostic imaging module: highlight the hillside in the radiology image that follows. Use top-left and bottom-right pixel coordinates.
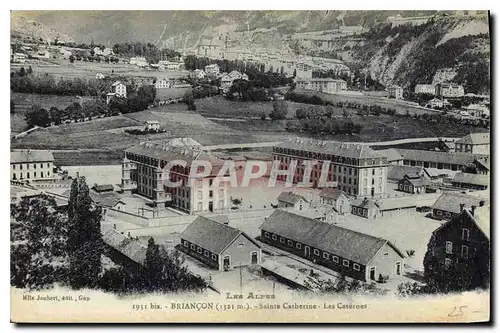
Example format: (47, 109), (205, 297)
(11, 11), (490, 94)
(10, 13), (74, 43)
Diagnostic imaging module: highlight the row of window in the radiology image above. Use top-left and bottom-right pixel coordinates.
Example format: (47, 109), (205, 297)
(183, 241), (218, 261)
(352, 207), (369, 217)
(12, 171), (49, 180)
(197, 189), (224, 200)
(264, 232), (361, 271)
(12, 163), (51, 170)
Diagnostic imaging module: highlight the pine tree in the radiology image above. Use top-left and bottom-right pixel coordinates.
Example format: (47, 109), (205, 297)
(145, 237), (163, 290)
(10, 195), (68, 289)
(67, 176), (103, 289)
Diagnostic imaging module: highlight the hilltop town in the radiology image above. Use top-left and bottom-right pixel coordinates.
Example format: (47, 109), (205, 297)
(10, 10), (490, 299)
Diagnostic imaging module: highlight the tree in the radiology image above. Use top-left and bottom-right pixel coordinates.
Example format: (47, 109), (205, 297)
(11, 195), (69, 289)
(145, 238), (163, 290)
(67, 176), (103, 289)
(25, 105), (51, 128)
(69, 55), (75, 63)
(269, 101), (288, 120)
(27, 66), (33, 75)
(10, 100), (15, 114)
(19, 67), (26, 77)
(183, 91), (196, 111)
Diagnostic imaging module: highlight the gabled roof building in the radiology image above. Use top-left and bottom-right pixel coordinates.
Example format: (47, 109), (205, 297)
(179, 216), (261, 271)
(260, 209), (405, 282)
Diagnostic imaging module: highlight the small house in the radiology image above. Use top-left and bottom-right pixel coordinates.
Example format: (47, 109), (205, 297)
(318, 188), (350, 214)
(277, 191), (309, 210)
(397, 173), (428, 194)
(145, 120), (161, 131)
(179, 216), (261, 271)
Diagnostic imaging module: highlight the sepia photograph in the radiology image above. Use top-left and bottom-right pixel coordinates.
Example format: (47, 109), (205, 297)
(8, 8), (491, 324)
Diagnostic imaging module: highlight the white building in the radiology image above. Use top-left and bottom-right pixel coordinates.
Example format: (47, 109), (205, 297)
(154, 78), (172, 89)
(145, 120), (161, 131)
(414, 84), (435, 95)
(387, 85), (404, 99)
(106, 81), (127, 104)
(295, 78), (347, 94)
(204, 64), (220, 76)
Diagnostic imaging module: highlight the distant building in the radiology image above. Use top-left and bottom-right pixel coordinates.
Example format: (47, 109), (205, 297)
(318, 188), (350, 215)
(273, 138), (388, 196)
(190, 69), (206, 79)
(11, 149), (55, 182)
(295, 78), (347, 94)
(466, 104), (490, 118)
(179, 215), (261, 271)
(431, 193), (487, 220)
(394, 148), (489, 172)
(12, 52), (27, 63)
(350, 196), (417, 219)
(387, 85), (403, 99)
(204, 64), (220, 76)
(95, 73), (105, 80)
(414, 84), (435, 95)
(397, 173), (428, 194)
(260, 209), (405, 282)
(426, 205), (490, 290)
(451, 172), (489, 191)
(276, 191), (309, 210)
(454, 133), (490, 155)
(426, 98), (451, 109)
(107, 81), (127, 104)
(154, 79), (172, 89)
(145, 120), (161, 131)
(435, 83), (465, 98)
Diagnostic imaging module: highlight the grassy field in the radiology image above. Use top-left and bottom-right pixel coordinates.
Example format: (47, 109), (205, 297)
(11, 60), (188, 80)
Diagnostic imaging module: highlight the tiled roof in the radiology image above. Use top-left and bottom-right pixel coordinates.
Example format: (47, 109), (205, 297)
(402, 177), (428, 187)
(180, 216), (257, 254)
(102, 229), (147, 265)
(387, 165), (423, 181)
(276, 138), (385, 160)
(472, 205), (490, 240)
(394, 149), (486, 165)
(319, 188), (346, 200)
(261, 209), (404, 265)
(474, 159), (490, 171)
(452, 172), (489, 187)
(11, 150), (54, 163)
(432, 193), (487, 214)
(93, 184), (114, 192)
(277, 191), (308, 205)
(455, 133), (490, 145)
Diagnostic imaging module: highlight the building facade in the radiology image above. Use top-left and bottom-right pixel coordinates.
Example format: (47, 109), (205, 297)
(435, 83), (465, 98)
(426, 206), (490, 290)
(414, 84), (435, 95)
(11, 150), (55, 182)
(387, 85), (403, 99)
(397, 173), (428, 194)
(273, 138), (388, 196)
(295, 78), (347, 94)
(123, 138), (230, 213)
(454, 133), (490, 155)
(261, 209), (405, 282)
(319, 188), (350, 215)
(154, 79), (172, 89)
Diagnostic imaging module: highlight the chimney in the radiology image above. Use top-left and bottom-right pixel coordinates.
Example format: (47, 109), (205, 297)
(471, 205), (476, 216)
(460, 203), (465, 212)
